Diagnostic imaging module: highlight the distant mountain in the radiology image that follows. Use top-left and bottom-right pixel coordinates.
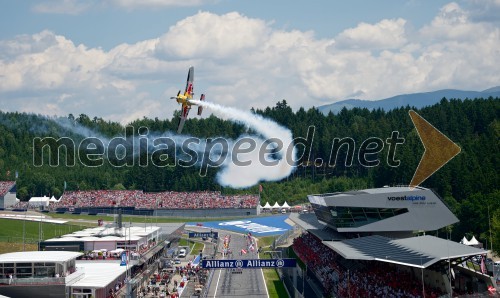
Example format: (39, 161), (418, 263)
(317, 86), (500, 114)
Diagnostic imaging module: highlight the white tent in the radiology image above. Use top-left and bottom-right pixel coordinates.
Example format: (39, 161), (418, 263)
(49, 196), (58, 203)
(281, 201), (291, 209)
(109, 248), (125, 257)
(468, 236), (480, 246)
(272, 202), (281, 209)
(460, 236), (470, 245)
(262, 202), (272, 209)
(28, 196), (50, 207)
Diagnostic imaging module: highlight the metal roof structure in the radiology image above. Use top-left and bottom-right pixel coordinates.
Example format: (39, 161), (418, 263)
(289, 213), (326, 230)
(289, 187), (488, 270)
(71, 261), (127, 288)
(323, 235), (486, 268)
(0, 251), (82, 263)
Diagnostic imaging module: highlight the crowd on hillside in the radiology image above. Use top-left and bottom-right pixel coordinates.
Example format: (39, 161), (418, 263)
(0, 181), (15, 196)
(292, 233), (444, 298)
(42, 190), (258, 210)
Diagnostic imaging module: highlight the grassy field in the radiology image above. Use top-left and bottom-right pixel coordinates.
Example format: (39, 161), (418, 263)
(263, 268), (289, 298)
(178, 238), (190, 247)
(257, 235), (278, 248)
(258, 243), (289, 298)
(0, 242), (38, 254)
(0, 218), (86, 243)
(0, 218), (87, 253)
(47, 212), (252, 223)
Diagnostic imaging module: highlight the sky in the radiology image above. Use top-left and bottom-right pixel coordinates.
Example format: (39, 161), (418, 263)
(0, 0), (499, 124)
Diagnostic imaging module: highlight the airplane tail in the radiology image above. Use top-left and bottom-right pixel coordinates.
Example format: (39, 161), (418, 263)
(197, 94), (205, 116)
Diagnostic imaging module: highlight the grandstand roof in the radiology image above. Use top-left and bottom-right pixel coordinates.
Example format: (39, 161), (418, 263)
(0, 251), (82, 263)
(289, 213), (345, 241)
(323, 235), (486, 268)
(289, 213), (326, 230)
(312, 186), (427, 197)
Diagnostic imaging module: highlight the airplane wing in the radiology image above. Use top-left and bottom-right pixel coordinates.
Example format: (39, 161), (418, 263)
(177, 105), (191, 134)
(184, 66), (194, 98)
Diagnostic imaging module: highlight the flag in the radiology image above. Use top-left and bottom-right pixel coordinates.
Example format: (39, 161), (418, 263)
(120, 251), (127, 266)
(64, 181), (67, 190)
(15, 171), (18, 179)
(259, 184), (263, 193)
(241, 249), (247, 254)
(480, 255), (486, 274)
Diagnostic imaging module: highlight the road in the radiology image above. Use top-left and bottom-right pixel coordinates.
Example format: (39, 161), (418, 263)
(205, 230), (268, 298)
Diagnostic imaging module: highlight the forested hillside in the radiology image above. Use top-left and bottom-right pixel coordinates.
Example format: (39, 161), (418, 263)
(0, 97), (498, 251)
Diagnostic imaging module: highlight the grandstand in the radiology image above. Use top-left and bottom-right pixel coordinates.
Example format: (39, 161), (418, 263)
(11, 190), (259, 217)
(0, 181), (16, 209)
(282, 186), (497, 297)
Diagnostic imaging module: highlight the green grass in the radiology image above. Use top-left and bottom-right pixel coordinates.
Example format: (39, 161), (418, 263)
(0, 242), (38, 254)
(178, 238), (190, 247)
(191, 242), (204, 255)
(47, 212), (253, 223)
(263, 268), (288, 298)
(0, 219), (86, 243)
(259, 245), (289, 298)
(257, 235), (277, 248)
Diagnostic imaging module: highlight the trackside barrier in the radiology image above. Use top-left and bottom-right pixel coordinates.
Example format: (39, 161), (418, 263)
(273, 227), (297, 248)
(200, 269), (215, 298)
(200, 236), (219, 298)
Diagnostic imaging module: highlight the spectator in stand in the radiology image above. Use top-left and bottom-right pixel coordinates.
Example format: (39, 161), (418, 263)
(292, 232), (444, 298)
(0, 181), (15, 197)
(50, 190), (258, 210)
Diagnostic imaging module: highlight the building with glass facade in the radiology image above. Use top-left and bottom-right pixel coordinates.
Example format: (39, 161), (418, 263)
(308, 186), (459, 236)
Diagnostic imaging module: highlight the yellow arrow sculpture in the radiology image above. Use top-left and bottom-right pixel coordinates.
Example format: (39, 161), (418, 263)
(409, 110), (461, 188)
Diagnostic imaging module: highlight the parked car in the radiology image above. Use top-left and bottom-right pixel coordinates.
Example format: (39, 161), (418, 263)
(178, 249), (187, 258)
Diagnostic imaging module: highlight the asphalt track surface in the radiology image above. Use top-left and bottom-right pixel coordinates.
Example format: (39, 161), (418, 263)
(206, 230), (268, 298)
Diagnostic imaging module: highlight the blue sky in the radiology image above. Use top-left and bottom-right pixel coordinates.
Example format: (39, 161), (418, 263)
(0, 0), (499, 123)
(2, 1), (451, 49)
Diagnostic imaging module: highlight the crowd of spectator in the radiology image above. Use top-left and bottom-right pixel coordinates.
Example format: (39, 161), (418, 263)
(292, 232), (342, 293)
(338, 263), (444, 298)
(0, 181), (15, 196)
(292, 232), (444, 298)
(11, 201), (28, 209)
(44, 190), (258, 210)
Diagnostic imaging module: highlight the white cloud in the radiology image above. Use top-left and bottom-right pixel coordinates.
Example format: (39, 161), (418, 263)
(156, 11), (270, 59)
(335, 18), (408, 50)
(1, 6), (499, 124)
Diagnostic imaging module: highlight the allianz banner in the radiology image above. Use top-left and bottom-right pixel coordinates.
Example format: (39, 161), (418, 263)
(201, 258), (296, 269)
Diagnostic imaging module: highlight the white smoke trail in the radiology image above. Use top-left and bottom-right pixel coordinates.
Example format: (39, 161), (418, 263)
(191, 100), (296, 188)
(30, 105), (296, 188)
